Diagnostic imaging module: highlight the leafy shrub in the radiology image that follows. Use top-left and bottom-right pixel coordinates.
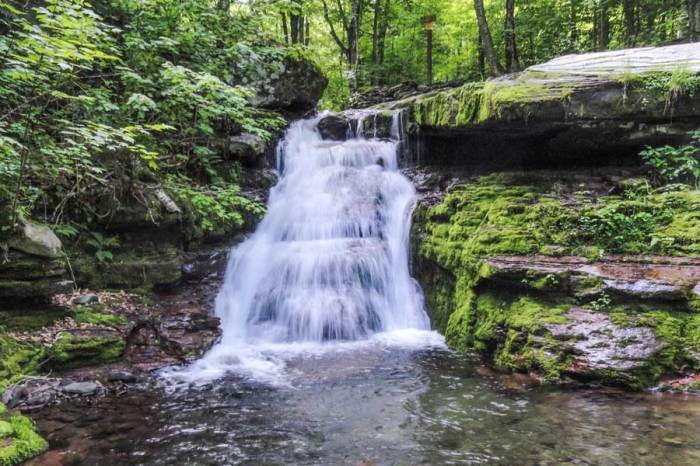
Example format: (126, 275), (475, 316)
(641, 130), (700, 188)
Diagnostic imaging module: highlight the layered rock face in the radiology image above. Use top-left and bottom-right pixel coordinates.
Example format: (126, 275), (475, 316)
(342, 43), (700, 390)
(411, 171), (700, 390)
(326, 43), (700, 170)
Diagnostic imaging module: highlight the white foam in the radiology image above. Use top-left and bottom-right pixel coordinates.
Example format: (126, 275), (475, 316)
(162, 111), (436, 388)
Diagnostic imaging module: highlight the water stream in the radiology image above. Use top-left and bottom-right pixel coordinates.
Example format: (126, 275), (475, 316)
(29, 113), (700, 465)
(165, 112), (438, 386)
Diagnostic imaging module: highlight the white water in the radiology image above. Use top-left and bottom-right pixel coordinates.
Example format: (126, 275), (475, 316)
(164, 112), (442, 386)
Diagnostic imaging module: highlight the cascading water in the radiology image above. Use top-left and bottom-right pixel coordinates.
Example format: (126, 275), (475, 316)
(167, 111), (439, 385)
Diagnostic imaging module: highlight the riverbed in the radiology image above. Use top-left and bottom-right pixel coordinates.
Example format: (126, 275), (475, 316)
(28, 340), (700, 466)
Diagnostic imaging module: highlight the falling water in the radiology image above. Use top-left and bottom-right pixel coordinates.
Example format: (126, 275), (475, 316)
(167, 111), (438, 385)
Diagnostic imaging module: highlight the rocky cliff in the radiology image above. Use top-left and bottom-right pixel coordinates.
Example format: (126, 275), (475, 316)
(317, 44), (700, 390)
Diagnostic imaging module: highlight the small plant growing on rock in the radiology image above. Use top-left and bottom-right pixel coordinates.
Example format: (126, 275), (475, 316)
(641, 130), (700, 188)
(86, 232), (120, 263)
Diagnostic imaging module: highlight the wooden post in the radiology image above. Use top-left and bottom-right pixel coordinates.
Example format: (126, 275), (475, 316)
(421, 15), (435, 85)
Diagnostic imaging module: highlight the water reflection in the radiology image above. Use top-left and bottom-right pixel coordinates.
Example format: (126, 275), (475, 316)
(30, 347), (700, 466)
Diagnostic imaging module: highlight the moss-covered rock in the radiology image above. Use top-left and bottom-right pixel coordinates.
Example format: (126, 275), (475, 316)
(412, 172), (700, 389)
(0, 337), (45, 393)
(46, 330), (125, 371)
(0, 403), (48, 466)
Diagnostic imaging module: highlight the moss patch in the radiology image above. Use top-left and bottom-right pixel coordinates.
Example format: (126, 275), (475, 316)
(413, 173), (700, 387)
(71, 307), (128, 327)
(0, 337), (45, 393)
(0, 404), (48, 466)
(46, 331), (125, 371)
(417, 174), (700, 264)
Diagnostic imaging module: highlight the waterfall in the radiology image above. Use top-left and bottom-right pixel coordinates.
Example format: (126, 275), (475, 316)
(166, 111), (438, 386)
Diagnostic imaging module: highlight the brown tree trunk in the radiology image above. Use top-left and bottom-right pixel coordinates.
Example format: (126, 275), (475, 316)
(504, 0), (520, 72)
(281, 13), (289, 44)
(371, 0), (380, 83)
(478, 34), (486, 78)
(473, 0), (503, 76)
(689, 0), (700, 40)
(597, 0), (610, 50)
(378, 0), (391, 65)
(623, 0), (637, 46)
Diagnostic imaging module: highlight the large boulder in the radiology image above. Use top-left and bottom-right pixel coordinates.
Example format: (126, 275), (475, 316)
(255, 56), (328, 113)
(8, 217), (62, 258)
(227, 133), (267, 167)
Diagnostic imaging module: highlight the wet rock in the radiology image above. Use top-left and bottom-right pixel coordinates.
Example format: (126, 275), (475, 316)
(74, 294), (99, 305)
(318, 114), (350, 141)
(1, 228), (71, 304)
(546, 307), (661, 375)
(228, 133), (267, 167)
(374, 43), (700, 169)
(662, 437), (684, 447)
(106, 371), (137, 384)
(61, 381), (101, 396)
(8, 216), (62, 258)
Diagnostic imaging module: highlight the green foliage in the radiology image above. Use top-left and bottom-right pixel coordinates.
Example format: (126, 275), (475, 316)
(166, 175), (265, 237)
(0, 0), (289, 234)
(0, 406), (48, 466)
(85, 232), (120, 263)
(641, 130), (700, 188)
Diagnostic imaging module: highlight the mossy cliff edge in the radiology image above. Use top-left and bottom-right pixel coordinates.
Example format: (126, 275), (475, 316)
(412, 173), (700, 390)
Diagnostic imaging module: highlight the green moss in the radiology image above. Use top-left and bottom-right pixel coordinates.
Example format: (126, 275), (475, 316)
(406, 78), (575, 127)
(0, 308), (69, 333)
(414, 173), (700, 387)
(418, 175), (700, 267)
(0, 405), (48, 466)
(72, 307), (128, 327)
(0, 336), (45, 392)
(46, 331), (125, 371)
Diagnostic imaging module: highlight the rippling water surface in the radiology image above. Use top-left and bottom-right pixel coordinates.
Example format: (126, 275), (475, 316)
(31, 344), (700, 466)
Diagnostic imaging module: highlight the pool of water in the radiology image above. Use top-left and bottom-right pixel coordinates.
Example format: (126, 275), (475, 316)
(30, 343), (700, 466)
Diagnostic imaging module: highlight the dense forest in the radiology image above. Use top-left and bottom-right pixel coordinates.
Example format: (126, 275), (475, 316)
(1, 0), (698, 237)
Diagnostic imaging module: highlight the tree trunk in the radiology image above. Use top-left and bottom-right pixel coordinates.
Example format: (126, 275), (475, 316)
(478, 34), (486, 78)
(473, 0), (503, 76)
(689, 0), (700, 40)
(597, 0), (610, 50)
(623, 0), (637, 46)
(504, 0), (520, 72)
(371, 0), (380, 83)
(281, 13), (289, 44)
(378, 0), (391, 65)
